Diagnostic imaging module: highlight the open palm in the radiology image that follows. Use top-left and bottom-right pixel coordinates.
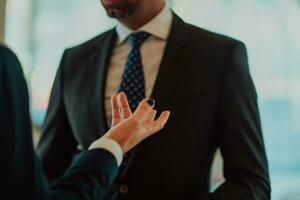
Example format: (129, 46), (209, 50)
(105, 92), (170, 153)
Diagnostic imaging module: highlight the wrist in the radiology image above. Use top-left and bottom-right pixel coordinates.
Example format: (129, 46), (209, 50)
(104, 119), (139, 154)
(102, 132), (127, 154)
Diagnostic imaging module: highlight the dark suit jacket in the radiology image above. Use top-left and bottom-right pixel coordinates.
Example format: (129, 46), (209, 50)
(0, 45), (119, 200)
(37, 14), (271, 199)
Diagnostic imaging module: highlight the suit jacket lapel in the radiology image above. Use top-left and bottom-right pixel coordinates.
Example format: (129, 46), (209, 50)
(151, 13), (190, 111)
(88, 29), (117, 136)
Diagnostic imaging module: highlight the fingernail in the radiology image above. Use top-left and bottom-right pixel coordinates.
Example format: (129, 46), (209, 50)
(147, 98), (155, 107)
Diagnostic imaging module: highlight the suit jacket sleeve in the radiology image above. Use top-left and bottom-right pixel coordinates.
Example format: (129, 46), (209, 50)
(196, 42), (271, 200)
(0, 45), (119, 200)
(33, 150), (119, 200)
(37, 50), (78, 182)
(49, 149), (119, 200)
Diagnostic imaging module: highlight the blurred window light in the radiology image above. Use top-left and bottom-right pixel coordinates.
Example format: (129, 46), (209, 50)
(5, 0), (300, 199)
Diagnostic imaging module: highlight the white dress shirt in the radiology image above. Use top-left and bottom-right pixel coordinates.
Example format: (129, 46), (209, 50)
(105, 5), (173, 127)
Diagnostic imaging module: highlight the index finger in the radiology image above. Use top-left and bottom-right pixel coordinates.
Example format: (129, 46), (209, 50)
(117, 92), (132, 119)
(111, 94), (122, 126)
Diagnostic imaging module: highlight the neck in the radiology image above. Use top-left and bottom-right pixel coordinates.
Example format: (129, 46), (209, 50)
(118, 2), (165, 30)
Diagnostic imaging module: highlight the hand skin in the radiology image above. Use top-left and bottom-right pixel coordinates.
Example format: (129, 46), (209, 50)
(102, 92), (170, 154)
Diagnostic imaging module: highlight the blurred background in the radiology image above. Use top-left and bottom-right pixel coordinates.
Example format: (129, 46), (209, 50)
(1, 0), (300, 199)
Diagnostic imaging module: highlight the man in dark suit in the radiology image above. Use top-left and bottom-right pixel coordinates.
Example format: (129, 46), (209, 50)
(37, 0), (271, 199)
(0, 44), (169, 199)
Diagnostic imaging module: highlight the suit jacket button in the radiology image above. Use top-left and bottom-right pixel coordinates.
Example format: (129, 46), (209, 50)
(119, 185), (128, 194)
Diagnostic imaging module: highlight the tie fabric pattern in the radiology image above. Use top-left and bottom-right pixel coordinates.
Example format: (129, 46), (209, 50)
(118, 31), (151, 111)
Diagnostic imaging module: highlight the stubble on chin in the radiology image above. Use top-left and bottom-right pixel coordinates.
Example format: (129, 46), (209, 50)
(102, 0), (136, 19)
(106, 8), (135, 18)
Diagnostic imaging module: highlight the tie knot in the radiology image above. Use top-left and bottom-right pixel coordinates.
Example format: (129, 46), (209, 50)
(129, 31), (150, 48)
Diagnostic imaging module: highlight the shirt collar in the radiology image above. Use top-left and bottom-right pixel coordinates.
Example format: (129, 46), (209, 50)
(115, 4), (173, 44)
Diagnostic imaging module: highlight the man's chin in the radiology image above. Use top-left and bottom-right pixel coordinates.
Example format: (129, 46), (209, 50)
(107, 8), (133, 18)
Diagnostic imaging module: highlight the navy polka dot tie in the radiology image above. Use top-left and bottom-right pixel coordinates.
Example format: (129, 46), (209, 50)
(119, 31), (151, 111)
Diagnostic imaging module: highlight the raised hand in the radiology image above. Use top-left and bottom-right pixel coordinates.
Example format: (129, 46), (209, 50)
(104, 93), (170, 154)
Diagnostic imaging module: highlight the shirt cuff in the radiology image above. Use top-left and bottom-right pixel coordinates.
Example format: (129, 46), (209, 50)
(88, 138), (123, 166)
